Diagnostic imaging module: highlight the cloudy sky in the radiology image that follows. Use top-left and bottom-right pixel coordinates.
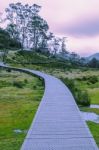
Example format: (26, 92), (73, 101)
(0, 0), (99, 56)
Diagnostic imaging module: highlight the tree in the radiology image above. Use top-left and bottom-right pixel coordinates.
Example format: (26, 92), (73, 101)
(28, 9), (49, 51)
(79, 57), (87, 66)
(0, 13), (3, 23)
(88, 58), (99, 68)
(61, 37), (68, 54)
(0, 27), (21, 62)
(70, 52), (80, 61)
(5, 3), (28, 49)
(6, 23), (20, 41)
(0, 28), (11, 48)
(5, 3), (49, 51)
(53, 37), (61, 55)
(0, 28), (11, 62)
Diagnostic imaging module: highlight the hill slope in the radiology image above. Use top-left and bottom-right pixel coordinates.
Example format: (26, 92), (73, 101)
(6, 50), (73, 69)
(87, 53), (99, 61)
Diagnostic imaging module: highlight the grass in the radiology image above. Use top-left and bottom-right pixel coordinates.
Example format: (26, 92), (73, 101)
(88, 88), (99, 104)
(80, 107), (99, 115)
(0, 69), (44, 150)
(87, 121), (99, 147)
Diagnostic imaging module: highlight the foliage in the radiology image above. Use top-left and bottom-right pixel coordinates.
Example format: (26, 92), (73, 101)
(13, 80), (25, 88)
(0, 28), (10, 49)
(76, 90), (91, 106)
(0, 3), (71, 56)
(88, 76), (98, 84)
(4, 3), (49, 51)
(80, 76), (98, 84)
(88, 58), (99, 68)
(6, 50), (74, 70)
(0, 27), (21, 62)
(0, 28), (21, 49)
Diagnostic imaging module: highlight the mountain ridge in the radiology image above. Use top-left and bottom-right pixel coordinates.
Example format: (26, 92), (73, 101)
(86, 53), (99, 61)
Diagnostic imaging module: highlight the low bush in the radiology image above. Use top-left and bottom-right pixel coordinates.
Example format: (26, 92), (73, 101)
(81, 76), (98, 84)
(88, 76), (98, 84)
(76, 90), (91, 106)
(33, 85), (37, 89)
(13, 80), (25, 88)
(24, 79), (28, 84)
(6, 68), (11, 72)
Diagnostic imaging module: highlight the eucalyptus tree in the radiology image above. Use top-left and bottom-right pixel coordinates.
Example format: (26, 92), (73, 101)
(52, 37), (61, 55)
(0, 27), (21, 62)
(5, 3), (49, 51)
(5, 3), (34, 49)
(5, 3), (26, 48)
(0, 28), (9, 62)
(0, 13), (3, 24)
(70, 52), (80, 65)
(39, 20), (49, 48)
(0, 28), (10, 49)
(61, 37), (68, 54)
(28, 6), (49, 51)
(6, 23), (20, 41)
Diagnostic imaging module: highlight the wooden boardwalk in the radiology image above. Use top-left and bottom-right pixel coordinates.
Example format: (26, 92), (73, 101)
(21, 69), (98, 150)
(0, 64), (98, 150)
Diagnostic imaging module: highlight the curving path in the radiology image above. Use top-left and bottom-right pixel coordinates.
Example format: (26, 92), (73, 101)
(0, 63), (98, 150)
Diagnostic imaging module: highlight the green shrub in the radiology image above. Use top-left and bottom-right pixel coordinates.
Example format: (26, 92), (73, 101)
(76, 90), (91, 106)
(88, 76), (98, 84)
(33, 85), (37, 89)
(13, 80), (24, 88)
(82, 76), (88, 81)
(81, 76), (98, 84)
(24, 79), (28, 84)
(6, 68), (11, 72)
